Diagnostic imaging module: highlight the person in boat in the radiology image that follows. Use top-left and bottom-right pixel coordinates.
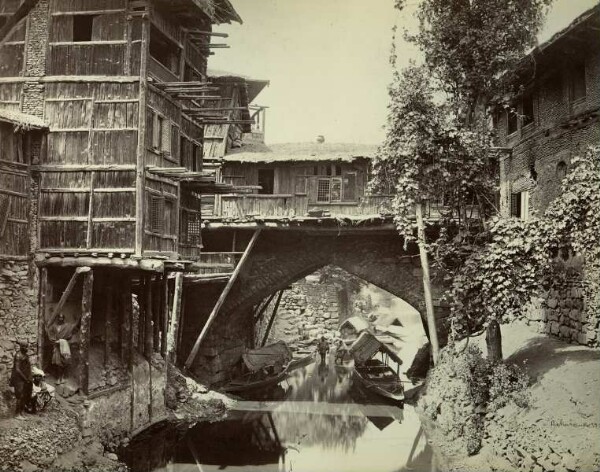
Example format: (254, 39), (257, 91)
(47, 313), (74, 384)
(334, 339), (349, 364)
(9, 340), (32, 419)
(317, 336), (329, 365)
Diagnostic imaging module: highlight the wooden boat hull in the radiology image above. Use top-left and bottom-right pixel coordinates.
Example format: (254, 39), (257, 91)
(222, 355), (315, 393)
(352, 367), (405, 403)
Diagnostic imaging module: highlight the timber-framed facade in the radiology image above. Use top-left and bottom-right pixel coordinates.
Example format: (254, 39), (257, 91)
(0, 0), (248, 434)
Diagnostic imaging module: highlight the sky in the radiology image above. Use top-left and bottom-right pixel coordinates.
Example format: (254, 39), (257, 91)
(209, 0), (599, 145)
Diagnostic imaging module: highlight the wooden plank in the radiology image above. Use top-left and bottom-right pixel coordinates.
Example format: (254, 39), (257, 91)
(47, 266), (90, 328)
(169, 272), (183, 363)
(135, 14), (150, 256)
(261, 290), (284, 347)
(144, 275), (154, 357)
(161, 274), (168, 357)
(38, 268), (48, 368)
(86, 171), (95, 248)
(105, 284), (113, 366)
(79, 270), (94, 395)
(184, 229), (262, 369)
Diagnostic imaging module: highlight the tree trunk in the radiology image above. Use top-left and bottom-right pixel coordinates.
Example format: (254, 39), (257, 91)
(486, 319), (503, 362)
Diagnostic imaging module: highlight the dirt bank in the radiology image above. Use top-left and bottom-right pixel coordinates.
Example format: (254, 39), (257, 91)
(425, 320), (600, 472)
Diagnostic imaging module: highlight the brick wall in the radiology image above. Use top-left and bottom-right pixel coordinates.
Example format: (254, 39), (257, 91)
(498, 41), (600, 215)
(497, 27), (600, 348)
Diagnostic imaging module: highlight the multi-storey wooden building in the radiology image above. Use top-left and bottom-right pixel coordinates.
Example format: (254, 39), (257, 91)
(0, 0), (247, 433)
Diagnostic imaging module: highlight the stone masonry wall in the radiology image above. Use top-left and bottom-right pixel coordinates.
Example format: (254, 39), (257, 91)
(0, 261), (38, 418)
(525, 259), (599, 347)
(258, 278), (341, 356)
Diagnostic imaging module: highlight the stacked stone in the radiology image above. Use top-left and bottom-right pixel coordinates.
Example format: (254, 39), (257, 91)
(267, 281), (341, 355)
(0, 261), (37, 417)
(541, 281), (598, 347)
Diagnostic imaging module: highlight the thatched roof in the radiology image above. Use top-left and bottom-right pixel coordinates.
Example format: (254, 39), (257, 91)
(0, 108), (48, 130)
(224, 142), (378, 164)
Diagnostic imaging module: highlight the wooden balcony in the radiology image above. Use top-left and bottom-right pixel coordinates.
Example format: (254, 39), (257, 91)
(206, 194), (397, 219)
(204, 194), (480, 222)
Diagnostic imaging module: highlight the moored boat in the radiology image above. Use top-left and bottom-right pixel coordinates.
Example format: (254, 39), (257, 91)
(349, 332), (405, 403)
(222, 341), (314, 393)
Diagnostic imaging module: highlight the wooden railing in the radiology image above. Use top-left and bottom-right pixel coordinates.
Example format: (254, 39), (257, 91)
(148, 56), (180, 83)
(210, 194), (396, 219)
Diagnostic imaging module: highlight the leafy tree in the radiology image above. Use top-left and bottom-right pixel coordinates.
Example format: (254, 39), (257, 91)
(372, 0), (553, 359)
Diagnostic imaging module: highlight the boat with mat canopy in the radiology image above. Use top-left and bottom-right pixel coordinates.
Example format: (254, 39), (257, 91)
(349, 332), (405, 404)
(222, 341), (314, 393)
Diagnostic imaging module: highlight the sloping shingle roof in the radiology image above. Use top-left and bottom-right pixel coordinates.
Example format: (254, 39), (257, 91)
(0, 108), (48, 130)
(223, 142), (378, 164)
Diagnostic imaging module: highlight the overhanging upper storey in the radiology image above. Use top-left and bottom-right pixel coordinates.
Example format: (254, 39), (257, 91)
(152, 0), (242, 26)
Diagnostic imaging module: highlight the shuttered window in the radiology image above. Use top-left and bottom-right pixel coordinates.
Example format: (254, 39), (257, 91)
(510, 191), (529, 220)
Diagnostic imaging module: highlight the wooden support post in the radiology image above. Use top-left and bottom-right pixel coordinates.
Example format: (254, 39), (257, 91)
(38, 268), (48, 368)
(121, 275), (132, 362)
(79, 270), (93, 395)
(145, 275), (154, 358)
(152, 279), (160, 353)
(261, 289), (285, 347)
(47, 266), (90, 327)
(134, 14), (150, 256)
(138, 277), (146, 352)
(168, 273), (183, 362)
(105, 284), (113, 366)
(161, 275), (169, 358)
(184, 229), (262, 369)
(415, 202), (440, 364)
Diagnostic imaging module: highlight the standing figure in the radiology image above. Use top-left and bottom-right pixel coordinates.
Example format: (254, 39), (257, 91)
(317, 336), (329, 366)
(48, 313), (73, 384)
(9, 340), (32, 418)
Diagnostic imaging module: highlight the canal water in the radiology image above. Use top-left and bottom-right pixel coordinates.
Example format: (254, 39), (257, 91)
(122, 359), (434, 472)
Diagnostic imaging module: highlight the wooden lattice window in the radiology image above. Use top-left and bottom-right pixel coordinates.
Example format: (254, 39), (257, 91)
(181, 210), (201, 246)
(0, 194), (10, 238)
(149, 196), (164, 233)
(317, 179), (331, 203)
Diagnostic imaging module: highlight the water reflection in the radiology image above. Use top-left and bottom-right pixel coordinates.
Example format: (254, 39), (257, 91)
(123, 360), (434, 472)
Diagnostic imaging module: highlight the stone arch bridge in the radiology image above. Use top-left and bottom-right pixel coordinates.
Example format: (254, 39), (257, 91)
(182, 218), (451, 383)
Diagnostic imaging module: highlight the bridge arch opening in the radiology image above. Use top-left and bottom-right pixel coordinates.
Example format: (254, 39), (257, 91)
(253, 265), (429, 378)
(181, 228), (449, 384)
